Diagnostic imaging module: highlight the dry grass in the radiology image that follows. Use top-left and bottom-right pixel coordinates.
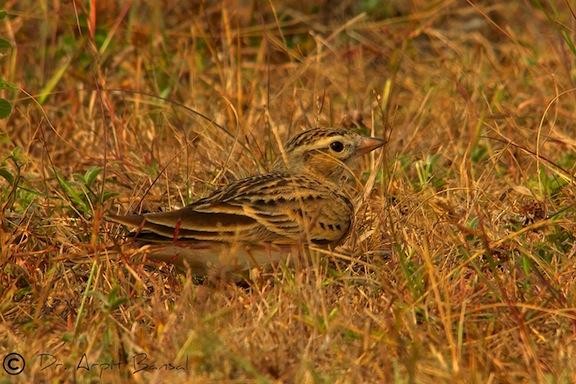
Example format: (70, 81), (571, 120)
(1, 0), (576, 383)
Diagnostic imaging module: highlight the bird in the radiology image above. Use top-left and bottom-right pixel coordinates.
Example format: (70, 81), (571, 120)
(108, 127), (385, 276)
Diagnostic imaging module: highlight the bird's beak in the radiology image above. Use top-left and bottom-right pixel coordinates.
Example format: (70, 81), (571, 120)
(357, 136), (385, 156)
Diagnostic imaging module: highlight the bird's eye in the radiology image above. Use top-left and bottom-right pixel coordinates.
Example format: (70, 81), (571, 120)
(330, 141), (344, 153)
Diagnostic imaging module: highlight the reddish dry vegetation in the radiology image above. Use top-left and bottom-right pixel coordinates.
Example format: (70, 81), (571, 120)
(1, 1), (576, 383)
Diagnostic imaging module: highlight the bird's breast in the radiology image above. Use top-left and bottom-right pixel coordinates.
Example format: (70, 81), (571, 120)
(303, 191), (353, 245)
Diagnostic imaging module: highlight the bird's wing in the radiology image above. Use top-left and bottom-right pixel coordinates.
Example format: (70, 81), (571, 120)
(107, 208), (261, 241)
(108, 173), (353, 244)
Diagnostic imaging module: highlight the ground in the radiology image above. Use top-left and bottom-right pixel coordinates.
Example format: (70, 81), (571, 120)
(1, 1), (576, 383)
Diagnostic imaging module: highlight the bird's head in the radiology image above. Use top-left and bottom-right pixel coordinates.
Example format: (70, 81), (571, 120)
(275, 128), (385, 180)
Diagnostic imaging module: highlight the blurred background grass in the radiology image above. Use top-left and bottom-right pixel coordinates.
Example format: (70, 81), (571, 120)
(1, 0), (576, 382)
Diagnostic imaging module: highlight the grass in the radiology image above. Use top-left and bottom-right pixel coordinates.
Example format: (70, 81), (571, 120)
(1, 0), (576, 382)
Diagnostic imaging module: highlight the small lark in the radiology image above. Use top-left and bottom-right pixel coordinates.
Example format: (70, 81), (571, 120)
(108, 128), (384, 273)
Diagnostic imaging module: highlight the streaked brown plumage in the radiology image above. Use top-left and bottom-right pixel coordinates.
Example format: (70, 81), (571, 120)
(108, 127), (384, 274)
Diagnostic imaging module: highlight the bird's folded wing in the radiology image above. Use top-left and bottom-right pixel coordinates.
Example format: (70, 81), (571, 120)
(108, 173), (351, 244)
(107, 206), (270, 242)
